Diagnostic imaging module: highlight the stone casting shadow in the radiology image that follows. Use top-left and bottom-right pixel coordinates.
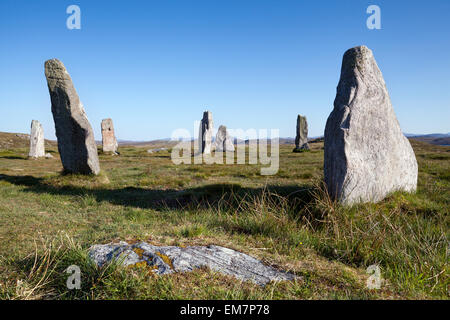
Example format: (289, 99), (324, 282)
(0, 174), (318, 213)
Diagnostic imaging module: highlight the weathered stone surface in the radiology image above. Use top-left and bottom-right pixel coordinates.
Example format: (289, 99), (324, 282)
(89, 242), (295, 286)
(293, 115), (309, 152)
(198, 111), (213, 154)
(44, 59), (100, 175)
(28, 120), (45, 158)
(324, 46), (418, 204)
(101, 118), (118, 154)
(214, 125), (235, 152)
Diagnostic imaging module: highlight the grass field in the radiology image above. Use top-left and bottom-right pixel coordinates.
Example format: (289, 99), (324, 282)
(0, 136), (448, 300)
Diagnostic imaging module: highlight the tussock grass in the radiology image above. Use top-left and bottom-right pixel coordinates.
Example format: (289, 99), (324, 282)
(0, 140), (448, 299)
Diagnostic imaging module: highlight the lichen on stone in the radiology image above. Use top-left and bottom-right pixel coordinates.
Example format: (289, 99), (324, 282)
(133, 247), (145, 259)
(155, 251), (174, 270)
(89, 242), (296, 286)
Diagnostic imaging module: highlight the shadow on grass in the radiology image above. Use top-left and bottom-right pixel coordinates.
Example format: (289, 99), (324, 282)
(0, 156), (28, 160)
(0, 174), (317, 212)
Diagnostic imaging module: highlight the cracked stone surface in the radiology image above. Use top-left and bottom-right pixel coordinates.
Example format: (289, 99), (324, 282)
(44, 59), (100, 175)
(89, 242), (296, 286)
(324, 46), (418, 204)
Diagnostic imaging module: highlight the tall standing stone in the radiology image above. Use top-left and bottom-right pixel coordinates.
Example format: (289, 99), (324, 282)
(44, 59), (100, 175)
(198, 111), (213, 154)
(214, 125), (235, 152)
(324, 46), (418, 205)
(28, 120), (45, 158)
(293, 115), (309, 152)
(101, 118), (118, 154)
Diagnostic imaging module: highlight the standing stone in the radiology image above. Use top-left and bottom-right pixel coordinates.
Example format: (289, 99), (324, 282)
(101, 118), (118, 154)
(44, 59), (100, 175)
(324, 46), (418, 205)
(293, 115), (309, 152)
(198, 111), (213, 154)
(214, 125), (235, 152)
(28, 120), (45, 158)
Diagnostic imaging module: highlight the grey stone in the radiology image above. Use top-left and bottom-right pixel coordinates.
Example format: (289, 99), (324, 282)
(89, 242), (296, 286)
(324, 46), (418, 205)
(28, 120), (45, 158)
(214, 125), (235, 152)
(147, 148), (168, 154)
(198, 111), (213, 154)
(101, 118), (118, 154)
(293, 115), (309, 152)
(45, 153), (54, 159)
(44, 59), (100, 175)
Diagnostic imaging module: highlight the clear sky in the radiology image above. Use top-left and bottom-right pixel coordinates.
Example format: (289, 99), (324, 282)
(0, 0), (449, 140)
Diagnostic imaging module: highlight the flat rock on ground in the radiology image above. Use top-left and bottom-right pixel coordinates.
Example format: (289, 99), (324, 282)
(147, 148), (168, 153)
(89, 242), (296, 286)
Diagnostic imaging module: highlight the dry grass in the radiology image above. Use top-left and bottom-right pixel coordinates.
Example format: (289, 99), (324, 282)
(0, 137), (448, 299)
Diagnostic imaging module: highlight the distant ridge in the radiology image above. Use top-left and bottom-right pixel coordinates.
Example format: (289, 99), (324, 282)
(405, 133), (450, 138)
(1, 131), (449, 149)
(0, 131), (56, 149)
(408, 133), (450, 146)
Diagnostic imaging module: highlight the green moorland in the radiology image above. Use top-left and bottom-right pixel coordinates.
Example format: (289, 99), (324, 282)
(0, 137), (448, 300)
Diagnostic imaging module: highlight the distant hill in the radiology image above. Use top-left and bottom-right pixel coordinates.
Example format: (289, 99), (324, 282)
(2, 131), (449, 150)
(237, 137), (323, 145)
(0, 132), (56, 149)
(117, 134), (449, 147)
(117, 139), (178, 148)
(408, 133), (450, 146)
(405, 133), (450, 138)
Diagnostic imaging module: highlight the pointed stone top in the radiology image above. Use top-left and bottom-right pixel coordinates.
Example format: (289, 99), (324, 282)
(340, 45), (378, 77)
(335, 45), (385, 111)
(202, 111), (213, 121)
(342, 45), (371, 62)
(344, 45), (370, 55)
(44, 59), (71, 80)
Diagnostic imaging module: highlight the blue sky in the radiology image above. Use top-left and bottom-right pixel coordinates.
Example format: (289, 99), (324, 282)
(0, 0), (449, 140)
